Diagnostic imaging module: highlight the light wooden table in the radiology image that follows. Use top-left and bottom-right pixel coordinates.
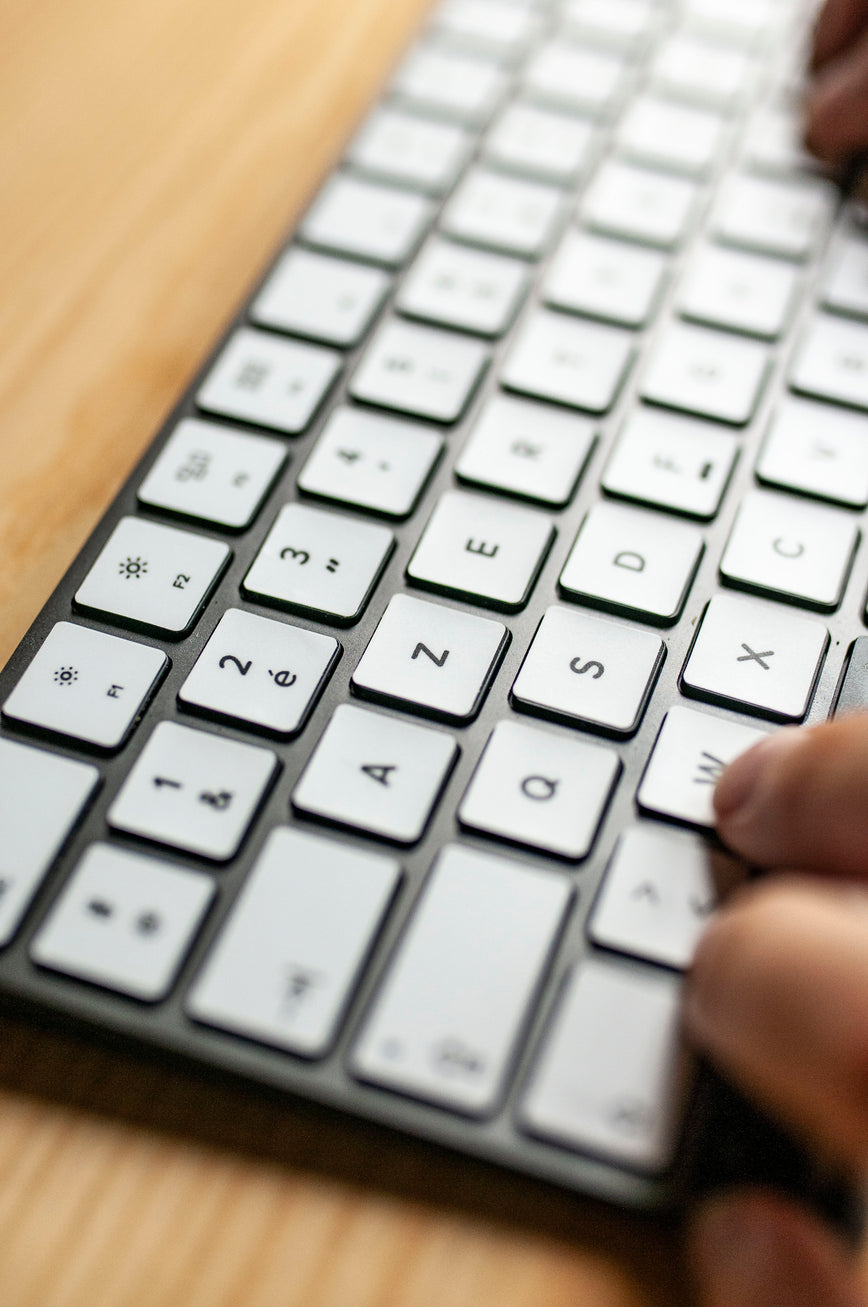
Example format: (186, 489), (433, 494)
(0, 3), (846, 1304)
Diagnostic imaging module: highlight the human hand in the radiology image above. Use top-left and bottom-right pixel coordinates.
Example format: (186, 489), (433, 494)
(807, 0), (868, 161)
(684, 715), (868, 1305)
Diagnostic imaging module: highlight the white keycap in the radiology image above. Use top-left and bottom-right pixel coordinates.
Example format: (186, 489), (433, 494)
(712, 174), (837, 262)
(559, 502), (704, 625)
(297, 407), (442, 518)
(250, 248), (389, 347)
(137, 418), (286, 529)
(523, 41), (629, 118)
(352, 594), (508, 723)
(790, 314), (868, 411)
(544, 230), (667, 329)
(742, 106), (822, 178)
(822, 232), (868, 321)
(581, 161), (698, 250)
(431, 0), (543, 62)
(678, 244), (799, 342)
(483, 103), (597, 185)
(3, 622), (168, 749)
(640, 321), (769, 425)
(637, 704), (768, 827)
(31, 844), (214, 1001)
(757, 398), (868, 508)
(650, 34), (757, 111)
(601, 408), (737, 520)
(407, 489), (555, 611)
(682, 593), (830, 722)
(441, 168), (563, 258)
(562, 0), (659, 54)
(300, 174), (433, 267)
(243, 503), (394, 624)
(501, 309), (634, 414)
(350, 319), (488, 422)
(197, 328), (341, 435)
(397, 238), (528, 337)
(347, 107), (471, 195)
(353, 843), (571, 1115)
(390, 46), (508, 125)
(520, 960), (687, 1172)
(720, 490), (859, 611)
(187, 827), (399, 1057)
(681, 0), (786, 47)
(108, 721), (278, 861)
(292, 703), (458, 844)
(178, 609), (339, 737)
(455, 395), (595, 507)
(616, 96), (725, 179)
(0, 739), (99, 948)
(459, 719), (620, 858)
(512, 605), (665, 735)
(75, 516), (230, 637)
(589, 825), (745, 970)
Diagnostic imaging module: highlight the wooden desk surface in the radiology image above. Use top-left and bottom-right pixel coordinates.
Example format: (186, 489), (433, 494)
(0, 4), (855, 1304)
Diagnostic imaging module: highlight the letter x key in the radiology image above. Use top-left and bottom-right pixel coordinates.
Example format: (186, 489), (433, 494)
(736, 643), (774, 670)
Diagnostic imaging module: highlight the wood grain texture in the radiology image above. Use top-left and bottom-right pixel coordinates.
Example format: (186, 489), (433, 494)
(0, 1), (862, 1304)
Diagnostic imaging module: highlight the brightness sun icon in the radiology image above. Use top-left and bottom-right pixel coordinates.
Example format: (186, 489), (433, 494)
(119, 556), (148, 580)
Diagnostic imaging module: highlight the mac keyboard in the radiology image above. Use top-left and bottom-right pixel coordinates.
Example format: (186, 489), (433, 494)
(1, 0), (866, 1217)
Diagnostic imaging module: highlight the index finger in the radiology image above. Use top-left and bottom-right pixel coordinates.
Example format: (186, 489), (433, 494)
(813, 0), (868, 70)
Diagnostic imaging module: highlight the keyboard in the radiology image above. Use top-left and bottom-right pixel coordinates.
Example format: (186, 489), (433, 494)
(1, 0), (865, 1221)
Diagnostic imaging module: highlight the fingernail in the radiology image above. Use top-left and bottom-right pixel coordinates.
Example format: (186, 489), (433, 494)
(713, 728), (803, 823)
(691, 1196), (779, 1301)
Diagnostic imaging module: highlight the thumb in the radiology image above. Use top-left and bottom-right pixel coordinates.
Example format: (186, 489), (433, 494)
(690, 1189), (865, 1307)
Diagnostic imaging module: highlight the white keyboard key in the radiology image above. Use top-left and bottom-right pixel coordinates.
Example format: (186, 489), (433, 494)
(243, 503), (394, 624)
(390, 46), (508, 126)
(677, 244), (799, 341)
(682, 593), (830, 722)
(650, 34), (757, 111)
(523, 41), (629, 118)
(790, 314), (868, 411)
(559, 502), (704, 625)
(3, 622), (168, 749)
(0, 740), (99, 948)
(581, 161), (698, 250)
(712, 174), (837, 262)
(197, 328), (341, 435)
(637, 705), (767, 827)
(459, 719), (620, 859)
(520, 961), (687, 1172)
(562, 0), (659, 54)
(589, 825), (744, 971)
(602, 408), (737, 520)
(431, 0), (543, 62)
(822, 232), (868, 321)
(353, 843), (571, 1115)
(397, 238), (528, 337)
(512, 605), (665, 735)
(352, 594), (508, 723)
(292, 703), (458, 844)
(31, 844), (214, 1001)
(300, 174), (433, 267)
(681, 0), (786, 47)
(187, 827), (399, 1057)
(483, 103), (597, 186)
(347, 107), (471, 195)
(501, 309), (634, 414)
(250, 248), (389, 347)
(137, 419), (286, 529)
(742, 106), (822, 178)
(616, 96), (726, 179)
(441, 168), (563, 258)
(757, 398), (868, 508)
(721, 490), (858, 611)
(640, 321), (769, 425)
(297, 407), (442, 518)
(178, 609), (339, 737)
(109, 721), (278, 861)
(75, 516), (230, 637)
(350, 318), (488, 422)
(407, 489), (555, 611)
(544, 230), (667, 329)
(455, 395), (595, 507)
